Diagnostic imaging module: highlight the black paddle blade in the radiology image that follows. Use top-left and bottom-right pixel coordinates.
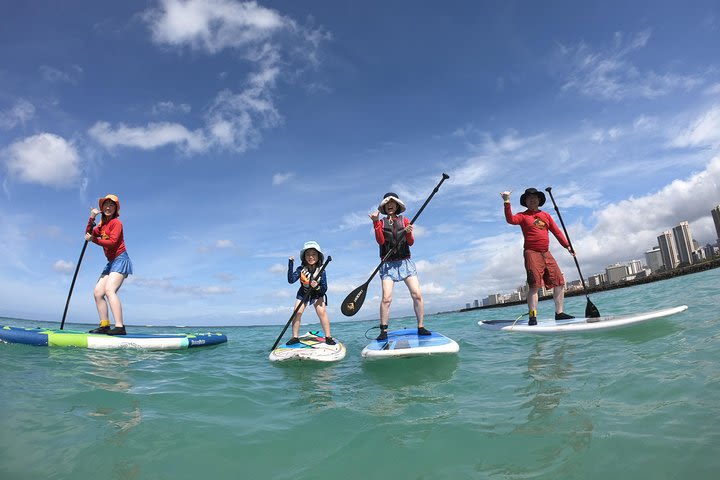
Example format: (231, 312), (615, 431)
(341, 283), (368, 316)
(585, 299), (600, 318)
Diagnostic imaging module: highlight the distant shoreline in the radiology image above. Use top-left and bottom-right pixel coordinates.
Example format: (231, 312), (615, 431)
(457, 257), (720, 313)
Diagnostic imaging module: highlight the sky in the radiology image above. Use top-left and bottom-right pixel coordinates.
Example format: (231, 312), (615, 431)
(1, 0), (720, 327)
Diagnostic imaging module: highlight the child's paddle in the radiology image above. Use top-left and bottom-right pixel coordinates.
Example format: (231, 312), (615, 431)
(270, 255), (332, 351)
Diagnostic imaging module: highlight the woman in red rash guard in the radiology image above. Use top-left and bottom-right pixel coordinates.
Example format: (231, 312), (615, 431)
(85, 194), (133, 335)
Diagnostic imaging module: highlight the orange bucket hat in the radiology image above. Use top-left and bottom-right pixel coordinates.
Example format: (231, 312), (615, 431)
(98, 194), (120, 216)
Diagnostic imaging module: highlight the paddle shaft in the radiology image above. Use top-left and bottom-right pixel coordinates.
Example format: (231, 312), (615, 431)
(545, 187), (600, 317)
(377, 172), (451, 261)
(341, 173), (450, 316)
(270, 255), (332, 351)
(544, 187), (589, 290)
(60, 220), (96, 330)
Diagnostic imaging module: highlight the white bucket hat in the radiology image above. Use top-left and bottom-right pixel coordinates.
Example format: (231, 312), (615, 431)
(378, 192), (406, 215)
(300, 241), (324, 263)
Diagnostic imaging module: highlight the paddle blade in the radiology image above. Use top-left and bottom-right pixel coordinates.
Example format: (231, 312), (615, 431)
(341, 283), (368, 316)
(585, 299), (600, 318)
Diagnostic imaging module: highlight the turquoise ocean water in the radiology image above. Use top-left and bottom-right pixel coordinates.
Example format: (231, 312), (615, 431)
(1, 268), (719, 479)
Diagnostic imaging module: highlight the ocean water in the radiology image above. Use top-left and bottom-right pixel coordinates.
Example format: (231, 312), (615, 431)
(1, 268), (719, 480)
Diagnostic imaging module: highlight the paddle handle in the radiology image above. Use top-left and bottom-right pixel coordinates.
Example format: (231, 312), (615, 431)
(270, 255), (332, 351)
(383, 172), (450, 260)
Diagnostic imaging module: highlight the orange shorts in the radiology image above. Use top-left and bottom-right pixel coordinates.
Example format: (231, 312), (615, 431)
(524, 249), (565, 288)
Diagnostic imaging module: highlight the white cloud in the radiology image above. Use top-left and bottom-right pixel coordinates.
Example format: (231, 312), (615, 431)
(3, 133), (82, 188)
(268, 263), (285, 273)
(272, 172), (294, 185)
(89, 0), (327, 156)
(144, 0), (289, 54)
(410, 224), (427, 238)
(704, 83), (720, 95)
(215, 272), (236, 283)
(422, 282), (446, 295)
(633, 115), (658, 131)
(336, 211), (372, 232)
(53, 259), (75, 274)
(0, 99), (35, 129)
(88, 121), (207, 152)
(39, 64), (83, 84)
(129, 276), (234, 296)
(450, 156), (492, 187)
(569, 155), (720, 276)
(670, 105), (720, 148)
(559, 30), (704, 100)
(215, 239), (235, 248)
(203, 70), (282, 151)
(151, 101), (191, 115)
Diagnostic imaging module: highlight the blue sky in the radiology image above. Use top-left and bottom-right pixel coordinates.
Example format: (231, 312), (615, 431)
(1, 0), (720, 327)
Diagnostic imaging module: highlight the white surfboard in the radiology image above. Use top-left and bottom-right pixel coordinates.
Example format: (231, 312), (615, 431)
(477, 305), (688, 334)
(269, 331), (346, 362)
(361, 328), (459, 359)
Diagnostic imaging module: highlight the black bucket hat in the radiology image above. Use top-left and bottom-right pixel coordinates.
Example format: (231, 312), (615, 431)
(520, 187), (546, 207)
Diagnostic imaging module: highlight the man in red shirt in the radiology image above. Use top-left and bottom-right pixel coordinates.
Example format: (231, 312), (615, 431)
(502, 188), (575, 325)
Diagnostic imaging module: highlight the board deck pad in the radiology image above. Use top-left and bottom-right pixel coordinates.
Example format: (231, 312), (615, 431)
(269, 331), (346, 362)
(0, 324), (227, 350)
(477, 305), (688, 334)
(361, 328), (460, 358)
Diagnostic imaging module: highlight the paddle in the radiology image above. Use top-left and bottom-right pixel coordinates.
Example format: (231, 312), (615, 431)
(60, 220), (96, 330)
(270, 255), (333, 351)
(544, 187), (600, 318)
(341, 172), (450, 316)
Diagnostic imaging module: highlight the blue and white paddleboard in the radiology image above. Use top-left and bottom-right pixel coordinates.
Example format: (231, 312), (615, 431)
(269, 331), (346, 362)
(477, 305), (688, 334)
(361, 328), (459, 359)
(0, 324), (227, 350)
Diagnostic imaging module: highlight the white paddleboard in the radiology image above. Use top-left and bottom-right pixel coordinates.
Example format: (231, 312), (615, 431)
(361, 328), (459, 359)
(477, 305), (688, 334)
(269, 331), (346, 362)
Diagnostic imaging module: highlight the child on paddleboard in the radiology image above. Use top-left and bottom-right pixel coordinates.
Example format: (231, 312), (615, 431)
(85, 194), (133, 335)
(502, 188), (575, 325)
(370, 192), (430, 340)
(286, 241), (335, 345)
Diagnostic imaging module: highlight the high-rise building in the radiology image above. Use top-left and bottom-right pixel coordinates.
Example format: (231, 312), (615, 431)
(484, 294), (503, 306)
(588, 273), (606, 287)
(645, 247), (664, 272)
(657, 230), (679, 270)
(712, 204), (720, 244)
(628, 259), (642, 275)
(673, 221), (694, 266)
(606, 263), (629, 283)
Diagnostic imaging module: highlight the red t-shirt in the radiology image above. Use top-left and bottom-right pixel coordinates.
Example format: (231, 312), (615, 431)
(504, 203), (569, 252)
(87, 217), (126, 262)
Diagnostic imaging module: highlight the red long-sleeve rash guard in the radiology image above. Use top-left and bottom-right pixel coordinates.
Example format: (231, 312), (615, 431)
(504, 203), (569, 252)
(87, 217), (126, 262)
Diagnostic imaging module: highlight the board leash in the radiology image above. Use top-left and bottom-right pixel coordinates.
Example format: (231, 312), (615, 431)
(364, 325), (407, 339)
(511, 312), (528, 327)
